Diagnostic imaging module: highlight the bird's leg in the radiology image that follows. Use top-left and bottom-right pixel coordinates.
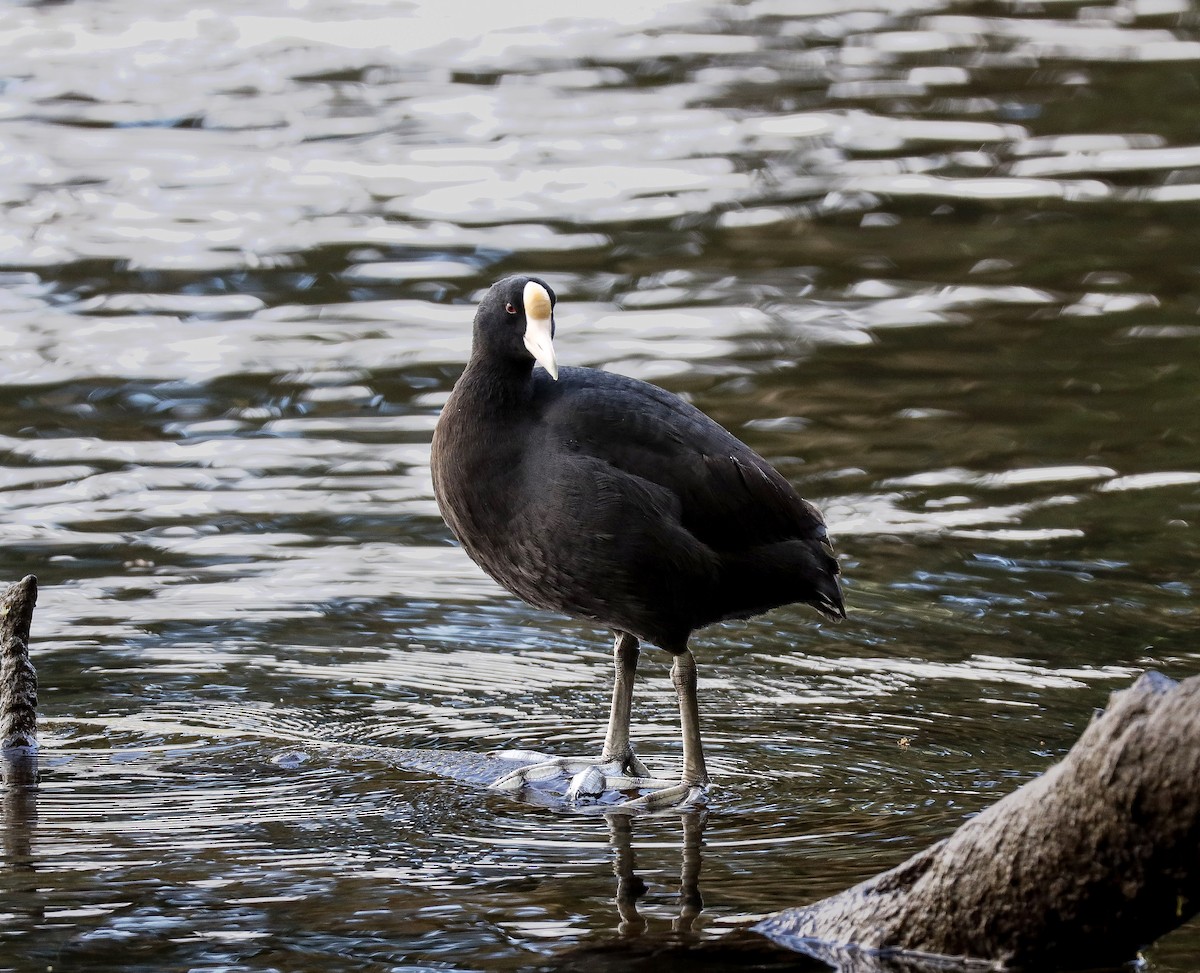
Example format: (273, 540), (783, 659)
(673, 648), (709, 788)
(617, 648), (708, 811)
(601, 632), (652, 777)
(490, 632), (675, 801)
(491, 639), (709, 809)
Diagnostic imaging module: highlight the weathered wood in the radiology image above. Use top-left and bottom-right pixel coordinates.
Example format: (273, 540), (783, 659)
(0, 575), (38, 752)
(756, 670), (1200, 967)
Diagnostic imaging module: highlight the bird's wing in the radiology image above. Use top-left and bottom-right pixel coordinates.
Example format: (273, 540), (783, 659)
(534, 367), (829, 551)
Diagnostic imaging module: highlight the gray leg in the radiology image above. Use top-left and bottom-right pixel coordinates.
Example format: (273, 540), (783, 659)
(602, 632), (651, 776)
(615, 648), (709, 811)
(672, 649), (709, 788)
(491, 639), (707, 810)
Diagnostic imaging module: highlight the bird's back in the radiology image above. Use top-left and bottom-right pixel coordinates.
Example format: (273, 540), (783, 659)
(433, 364), (842, 650)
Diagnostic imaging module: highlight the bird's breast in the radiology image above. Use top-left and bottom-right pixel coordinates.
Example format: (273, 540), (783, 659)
(432, 405), (532, 552)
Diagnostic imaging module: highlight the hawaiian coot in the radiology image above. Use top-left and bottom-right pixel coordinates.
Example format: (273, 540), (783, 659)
(431, 275), (844, 809)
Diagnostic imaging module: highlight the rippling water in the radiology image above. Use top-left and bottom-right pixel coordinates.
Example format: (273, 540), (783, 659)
(2, 0), (1199, 970)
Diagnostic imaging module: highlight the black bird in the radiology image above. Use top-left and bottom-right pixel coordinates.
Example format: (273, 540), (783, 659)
(431, 275), (844, 808)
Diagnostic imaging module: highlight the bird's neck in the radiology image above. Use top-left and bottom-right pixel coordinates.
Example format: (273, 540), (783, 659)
(455, 355), (535, 412)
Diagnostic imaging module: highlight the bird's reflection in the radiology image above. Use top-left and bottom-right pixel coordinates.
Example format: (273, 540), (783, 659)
(549, 808), (822, 970)
(605, 808), (706, 936)
(563, 809), (972, 972)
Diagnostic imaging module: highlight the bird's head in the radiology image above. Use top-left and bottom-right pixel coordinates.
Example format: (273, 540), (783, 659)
(472, 275), (558, 380)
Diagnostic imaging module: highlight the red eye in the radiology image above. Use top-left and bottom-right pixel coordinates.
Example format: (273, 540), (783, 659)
(505, 302), (517, 315)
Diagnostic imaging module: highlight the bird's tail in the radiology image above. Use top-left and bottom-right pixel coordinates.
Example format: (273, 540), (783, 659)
(810, 563), (846, 621)
(799, 536), (845, 621)
(710, 536), (845, 625)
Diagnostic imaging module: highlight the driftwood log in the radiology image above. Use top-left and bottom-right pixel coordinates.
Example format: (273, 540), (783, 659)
(755, 669), (1200, 968)
(2, 575), (1198, 969)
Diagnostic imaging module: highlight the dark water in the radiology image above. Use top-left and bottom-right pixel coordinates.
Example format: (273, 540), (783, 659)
(2, 0), (1199, 970)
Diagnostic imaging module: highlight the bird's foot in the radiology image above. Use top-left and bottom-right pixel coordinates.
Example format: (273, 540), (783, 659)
(490, 753), (674, 796)
(489, 751), (703, 810)
(610, 782), (707, 813)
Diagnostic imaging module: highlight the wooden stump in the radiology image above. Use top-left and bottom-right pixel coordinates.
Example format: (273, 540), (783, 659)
(0, 575), (37, 752)
(756, 670), (1200, 967)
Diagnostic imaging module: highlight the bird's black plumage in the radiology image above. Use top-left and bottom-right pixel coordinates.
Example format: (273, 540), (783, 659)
(431, 275), (843, 803)
(432, 274), (842, 649)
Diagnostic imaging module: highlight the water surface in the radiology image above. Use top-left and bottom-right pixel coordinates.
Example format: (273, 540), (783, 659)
(2, 0), (1199, 970)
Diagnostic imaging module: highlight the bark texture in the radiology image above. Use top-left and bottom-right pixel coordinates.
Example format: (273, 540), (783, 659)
(0, 575), (38, 751)
(756, 670), (1200, 968)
